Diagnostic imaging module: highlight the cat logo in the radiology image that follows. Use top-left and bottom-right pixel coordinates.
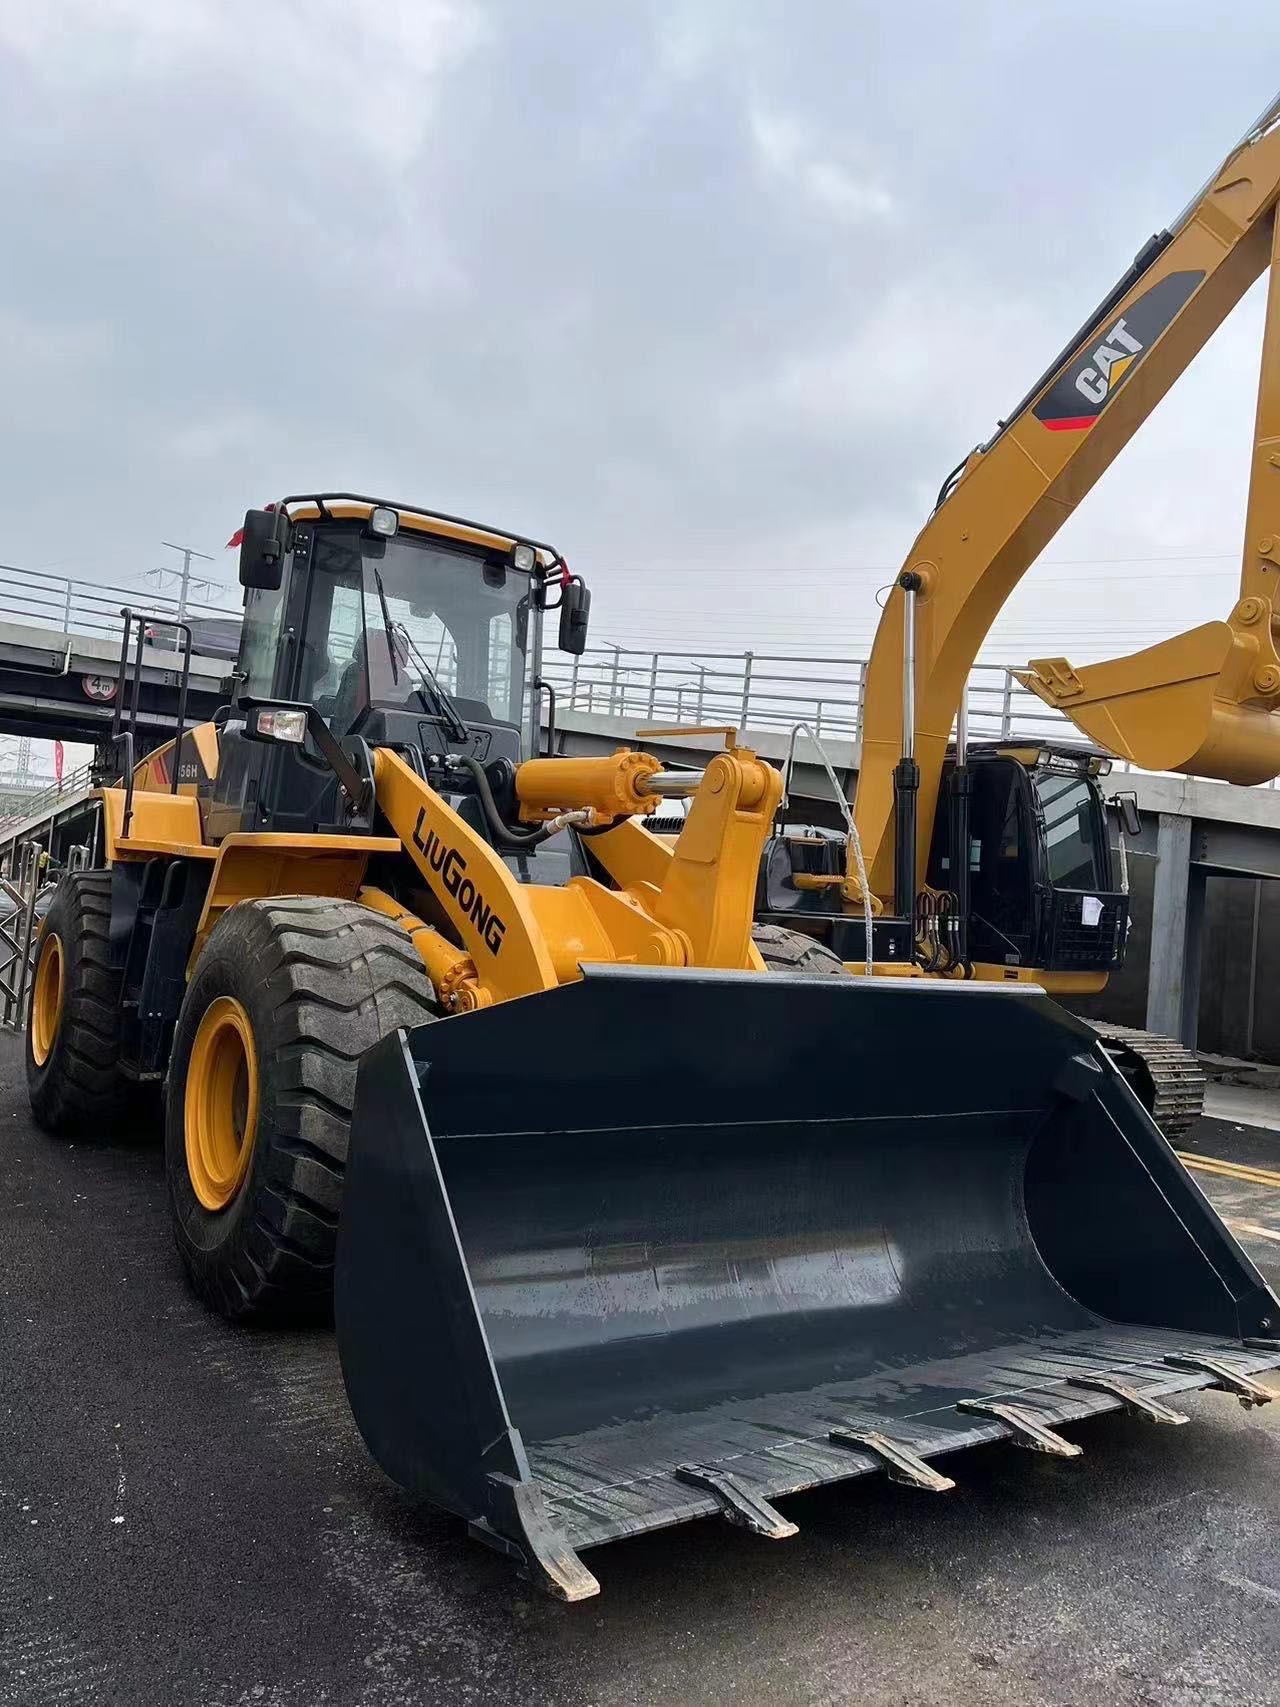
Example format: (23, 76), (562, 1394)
(1074, 317), (1142, 405)
(1033, 269), (1204, 433)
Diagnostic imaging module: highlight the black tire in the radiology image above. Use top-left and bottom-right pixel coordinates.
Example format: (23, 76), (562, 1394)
(165, 896), (438, 1323)
(26, 871), (128, 1135)
(752, 921), (849, 977)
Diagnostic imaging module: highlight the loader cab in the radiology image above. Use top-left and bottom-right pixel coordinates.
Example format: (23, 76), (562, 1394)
(929, 743), (1129, 973)
(207, 497), (588, 846)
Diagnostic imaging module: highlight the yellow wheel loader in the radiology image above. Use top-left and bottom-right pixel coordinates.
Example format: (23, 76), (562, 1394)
(23, 494), (1280, 1601)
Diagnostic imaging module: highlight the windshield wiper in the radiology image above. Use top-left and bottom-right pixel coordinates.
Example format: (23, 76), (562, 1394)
(368, 564), (469, 742)
(391, 614), (471, 745)
(371, 565), (399, 685)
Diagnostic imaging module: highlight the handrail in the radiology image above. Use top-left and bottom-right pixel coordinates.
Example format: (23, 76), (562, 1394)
(0, 763), (96, 833)
(538, 645), (1278, 786)
(0, 561), (239, 649)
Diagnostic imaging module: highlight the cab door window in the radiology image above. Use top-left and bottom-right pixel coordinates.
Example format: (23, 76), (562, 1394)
(238, 581), (286, 697)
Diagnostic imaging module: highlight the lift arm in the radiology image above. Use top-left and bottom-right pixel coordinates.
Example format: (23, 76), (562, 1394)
(854, 92), (1280, 904)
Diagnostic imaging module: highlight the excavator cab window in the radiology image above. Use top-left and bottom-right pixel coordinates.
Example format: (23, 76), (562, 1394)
(965, 758), (1035, 964)
(1031, 770), (1108, 890)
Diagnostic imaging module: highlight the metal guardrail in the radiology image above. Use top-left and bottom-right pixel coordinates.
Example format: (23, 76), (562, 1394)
(0, 763), (96, 835)
(539, 645), (1280, 787)
(0, 561), (239, 649)
(539, 646), (1076, 748)
(0, 566), (1274, 790)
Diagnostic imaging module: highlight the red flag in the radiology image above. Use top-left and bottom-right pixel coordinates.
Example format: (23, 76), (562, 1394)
(54, 740), (64, 785)
(226, 500), (276, 549)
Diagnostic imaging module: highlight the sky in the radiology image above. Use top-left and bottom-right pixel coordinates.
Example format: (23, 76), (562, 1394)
(2, 0), (1280, 781)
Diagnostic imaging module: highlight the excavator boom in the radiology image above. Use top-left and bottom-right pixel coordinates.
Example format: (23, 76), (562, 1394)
(856, 91), (1280, 901)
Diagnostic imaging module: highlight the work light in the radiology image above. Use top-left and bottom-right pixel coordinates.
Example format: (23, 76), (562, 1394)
(252, 707), (308, 743)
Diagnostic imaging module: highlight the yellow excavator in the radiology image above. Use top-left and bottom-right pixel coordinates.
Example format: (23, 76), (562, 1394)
(759, 89), (1280, 1136)
(21, 486), (1279, 1600)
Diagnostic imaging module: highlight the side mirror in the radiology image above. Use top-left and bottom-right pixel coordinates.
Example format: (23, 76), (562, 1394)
(238, 508), (291, 591)
(558, 576), (591, 656)
(1110, 790), (1142, 838)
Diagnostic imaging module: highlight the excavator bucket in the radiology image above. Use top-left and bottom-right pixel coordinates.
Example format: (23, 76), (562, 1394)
(335, 966), (1280, 1601)
(1016, 613), (1280, 786)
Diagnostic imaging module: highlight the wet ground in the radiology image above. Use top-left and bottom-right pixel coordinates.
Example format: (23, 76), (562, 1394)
(2, 1032), (1278, 1707)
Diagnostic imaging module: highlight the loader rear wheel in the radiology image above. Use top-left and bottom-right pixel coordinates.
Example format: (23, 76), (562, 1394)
(752, 922), (849, 977)
(165, 896), (438, 1322)
(26, 871), (128, 1135)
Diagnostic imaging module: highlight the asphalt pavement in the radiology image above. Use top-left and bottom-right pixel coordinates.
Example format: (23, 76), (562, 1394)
(2, 1031), (1279, 1707)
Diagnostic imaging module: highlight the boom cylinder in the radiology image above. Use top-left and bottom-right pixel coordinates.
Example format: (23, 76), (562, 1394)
(948, 680), (973, 974)
(893, 573), (922, 922)
(515, 750), (663, 821)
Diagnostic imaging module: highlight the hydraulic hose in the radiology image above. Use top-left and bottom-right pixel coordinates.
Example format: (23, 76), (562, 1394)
(456, 756), (556, 850)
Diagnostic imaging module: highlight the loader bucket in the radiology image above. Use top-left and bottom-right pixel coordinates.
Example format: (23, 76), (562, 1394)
(335, 967), (1280, 1600)
(1016, 619), (1280, 785)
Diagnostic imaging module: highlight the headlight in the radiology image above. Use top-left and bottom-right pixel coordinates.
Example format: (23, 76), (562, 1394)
(253, 707), (308, 743)
(512, 542), (536, 572)
(369, 506), (399, 537)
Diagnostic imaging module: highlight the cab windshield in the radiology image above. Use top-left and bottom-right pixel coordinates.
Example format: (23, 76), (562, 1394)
(1033, 771), (1105, 889)
(300, 529), (533, 739)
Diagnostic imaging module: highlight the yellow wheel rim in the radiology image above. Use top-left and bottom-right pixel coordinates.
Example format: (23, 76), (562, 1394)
(184, 996), (260, 1212)
(30, 932), (64, 1067)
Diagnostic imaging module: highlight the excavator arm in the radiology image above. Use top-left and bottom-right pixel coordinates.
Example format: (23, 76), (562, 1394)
(855, 91), (1280, 904)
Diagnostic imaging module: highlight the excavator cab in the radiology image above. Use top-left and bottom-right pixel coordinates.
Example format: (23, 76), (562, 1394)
(927, 743), (1128, 982)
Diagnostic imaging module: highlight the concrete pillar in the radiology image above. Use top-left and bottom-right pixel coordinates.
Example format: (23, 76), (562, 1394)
(1146, 812), (1203, 1048)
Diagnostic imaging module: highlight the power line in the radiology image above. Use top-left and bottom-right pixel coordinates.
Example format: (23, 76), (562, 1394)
(604, 551), (1242, 578)
(146, 540), (216, 624)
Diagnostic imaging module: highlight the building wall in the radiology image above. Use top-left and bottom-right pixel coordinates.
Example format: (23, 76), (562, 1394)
(1066, 843), (1280, 1062)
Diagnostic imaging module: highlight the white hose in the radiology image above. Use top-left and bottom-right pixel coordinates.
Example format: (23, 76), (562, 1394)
(782, 722), (874, 977)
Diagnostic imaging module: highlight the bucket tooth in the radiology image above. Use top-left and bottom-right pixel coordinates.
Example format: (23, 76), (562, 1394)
(1066, 1374), (1189, 1424)
(675, 1465), (798, 1539)
(828, 1428), (956, 1492)
(482, 1475), (600, 1602)
(957, 1399), (1083, 1457)
(1162, 1354), (1274, 1408)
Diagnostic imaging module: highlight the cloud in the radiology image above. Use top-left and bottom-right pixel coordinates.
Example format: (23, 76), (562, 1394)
(0, 0), (488, 166)
(0, 0), (1278, 678)
(749, 108), (894, 223)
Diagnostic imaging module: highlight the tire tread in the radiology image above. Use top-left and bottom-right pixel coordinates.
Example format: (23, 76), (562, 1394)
(167, 895), (438, 1322)
(752, 921), (848, 977)
(27, 871), (127, 1133)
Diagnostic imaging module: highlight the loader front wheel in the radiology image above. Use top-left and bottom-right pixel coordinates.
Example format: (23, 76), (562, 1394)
(752, 922), (849, 977)
(165, 896), (438, 1322)
(26, 871), (128, 1135)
